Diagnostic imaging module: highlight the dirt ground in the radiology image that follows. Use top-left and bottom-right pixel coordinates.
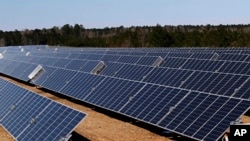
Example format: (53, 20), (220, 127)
(0, 76), (171, 141)
(0, 75), (250, 141)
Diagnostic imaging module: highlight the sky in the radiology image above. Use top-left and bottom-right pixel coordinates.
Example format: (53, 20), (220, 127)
(0, 0), (249, 31)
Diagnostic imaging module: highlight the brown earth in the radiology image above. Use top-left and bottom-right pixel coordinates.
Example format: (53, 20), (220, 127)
(0, 126), (13, 141)
(0, 75), (250, 141)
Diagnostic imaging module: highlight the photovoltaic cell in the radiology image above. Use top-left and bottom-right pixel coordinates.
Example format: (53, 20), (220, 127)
(65, 59), (88, 71)
(114, 64), (153, 81)
(1, 46), (250, 141)
(59, 72), (105, 100)
(32, 66), (57, 86)
(40, 68), (77, 92)
(100, 62), (124, 76)
(85, 77), (145, 111)
(0, 78), (87, 141)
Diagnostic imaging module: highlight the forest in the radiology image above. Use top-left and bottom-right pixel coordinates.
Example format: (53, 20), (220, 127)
(1, 24), (250, 47)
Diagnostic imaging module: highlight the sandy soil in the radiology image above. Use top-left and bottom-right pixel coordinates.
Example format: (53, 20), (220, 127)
(0, 126), (14, 141)
(0, 76), (171, 141)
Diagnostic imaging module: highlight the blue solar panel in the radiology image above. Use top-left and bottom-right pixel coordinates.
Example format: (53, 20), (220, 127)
(166, 52), (192, 58)
(41, 58), (60, 66)
(234, 79), (250, 99)
(31, 65), (57, 85)
(116, 55), (140, 64)
(53, 58), (72, 68)
(67, 53), (81, 59)
(1, 91), (51, 138)
(18, 64), (38, 81)
(53, 52), (70, 58)
(113, 64), (153, 81)
(129, 52), (147, 56)
(1, 60), (17, 75)
(136, 56), (158, 66)
(0, 59), (10, 72)
(144, 68), (193, 87)
(220, 53), (249, 61)
(65, 59), (88, 71)
(86, 54), (103, 60)
(100, 62), (124, 76)
(181, 59), (223, 72)
(0, 78), (87, 141)
(189, 53), (214, 59)
(28, 56), (46, 64)
(120, 85), (189, 124)
(162, 57), (186, 68)
(1, 46), (250, 141)
(76, 53), (89, 60)
(80, 60), (99, 72)
(101, 54), (120, 61)
(85, 77), (145, 111)
(17, 103), (86, 141)
(0, 81), (29, 120)
(203, 100), (250, 141)
(39, 68), (77, 92)
(59, 72), (105, 100)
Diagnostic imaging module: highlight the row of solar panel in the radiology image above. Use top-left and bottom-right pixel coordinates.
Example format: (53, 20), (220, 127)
(26, 66), (250, 141)
(3, 53), (159, 66)
(2, 53), (250, 84)
(1, 58), (250, 100)
(0, 78), (86, 141)
(3, 45), (250, 56)
(4, 48), (250, 62)
(1, 46), (250, 141)
(0, 60), (38, 81)
(3, 52), (250, 78)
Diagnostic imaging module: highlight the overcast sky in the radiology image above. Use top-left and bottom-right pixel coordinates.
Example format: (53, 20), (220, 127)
(0, 0), (249, 31)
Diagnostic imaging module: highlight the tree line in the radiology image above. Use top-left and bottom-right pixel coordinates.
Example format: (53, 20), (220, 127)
(1, 24), (250, 47)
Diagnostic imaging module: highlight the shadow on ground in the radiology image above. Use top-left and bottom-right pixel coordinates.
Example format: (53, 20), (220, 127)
(70, 132), (90, 141)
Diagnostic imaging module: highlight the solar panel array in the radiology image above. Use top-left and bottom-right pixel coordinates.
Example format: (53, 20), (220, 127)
(1, 45), (250, 141)
(0, 78), (87, 141)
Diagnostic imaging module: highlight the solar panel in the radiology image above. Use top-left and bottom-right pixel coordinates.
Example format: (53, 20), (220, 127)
(136, 56), (159, 66)
(39, 68), (77, 92)
(144, 68), (194, 87)
(80, 60), (99, 72)
(59, 72), (105, 100)
(1, 46), (250, 141)
(220, 53), (249, 61)
(116, 55), (141, 64)
(0, 78), (87, 141)
(100, 62), (125, 76)
(119, 85), (190, 123)
(189, 53), (214, 59)
(159, 93), (250, 141)
(65, 59), (88, 71)
(113, 64), (153, 81)
(53, 58), (72, 68)
(11, 63), (38, 81)
(162, 57), (187, 68)
(31, 65), (57, 85)
(16, 102), (86, 141)
(86, 54), (104, 60)
(85, 77), (145, 111)
(76, 53), (89, 60)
